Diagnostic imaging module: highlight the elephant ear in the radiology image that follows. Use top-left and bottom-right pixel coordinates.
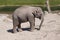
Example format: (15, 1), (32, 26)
(32, 9), (38, 17)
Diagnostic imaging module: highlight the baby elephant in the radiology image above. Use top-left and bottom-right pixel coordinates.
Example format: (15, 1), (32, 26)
(12, 6), (44, 33)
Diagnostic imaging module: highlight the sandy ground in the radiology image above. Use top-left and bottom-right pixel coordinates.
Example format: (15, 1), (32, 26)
(0, 12), (60, 40)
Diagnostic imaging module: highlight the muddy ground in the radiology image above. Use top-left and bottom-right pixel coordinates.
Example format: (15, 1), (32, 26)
(0, 12), (60, 40)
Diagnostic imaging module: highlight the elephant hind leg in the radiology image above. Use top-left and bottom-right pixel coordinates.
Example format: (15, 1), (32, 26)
(13, 22), (19, 33)
(13, 18), (19, 33)
(13, 25), (17, 33)
(18, 23), (23, 32)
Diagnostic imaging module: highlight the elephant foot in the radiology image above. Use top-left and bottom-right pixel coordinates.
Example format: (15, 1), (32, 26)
(18, 29), (23, 32)
(13, 30), (17, 33)
(30, 30), (36, 32)
(30, 28), (35, 32)
(30, 30), (34, 32)
(30, 28), (37, 32)
(30, 29), (35, 32)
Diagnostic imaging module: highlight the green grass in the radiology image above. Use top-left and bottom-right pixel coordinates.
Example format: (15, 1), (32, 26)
(50, 0), (60, 6)
(0, 0), (45, 5)
(0, 0), (60, 12)
(0, 0), (60, 6)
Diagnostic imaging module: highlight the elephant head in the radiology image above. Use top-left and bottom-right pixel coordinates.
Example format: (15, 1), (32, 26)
(32, 7), (44, 30)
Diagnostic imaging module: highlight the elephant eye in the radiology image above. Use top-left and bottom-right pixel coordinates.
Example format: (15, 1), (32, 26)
(36, 11), (40, 13)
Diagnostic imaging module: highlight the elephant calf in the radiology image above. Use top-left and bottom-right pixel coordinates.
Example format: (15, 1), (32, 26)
(12, 6), (44, 33)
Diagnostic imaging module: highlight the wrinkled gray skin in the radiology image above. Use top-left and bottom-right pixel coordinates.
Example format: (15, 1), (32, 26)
(12, 6), (44, 33)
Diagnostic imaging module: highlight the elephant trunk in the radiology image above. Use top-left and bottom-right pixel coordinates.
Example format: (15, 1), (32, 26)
(38, 14), (44, 30)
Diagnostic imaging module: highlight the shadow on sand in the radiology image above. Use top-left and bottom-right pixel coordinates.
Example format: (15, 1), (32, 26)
(7, 28), (31, 33)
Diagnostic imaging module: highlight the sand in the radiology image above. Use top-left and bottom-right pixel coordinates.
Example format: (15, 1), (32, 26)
(0, 12), (60, 40)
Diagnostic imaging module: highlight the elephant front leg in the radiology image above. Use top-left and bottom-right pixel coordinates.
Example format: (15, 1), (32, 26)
(28, 14), (35, 31)
(30, 21), (35, 31)
(18, 23), (23, 32)
(29, 19), (35, 32)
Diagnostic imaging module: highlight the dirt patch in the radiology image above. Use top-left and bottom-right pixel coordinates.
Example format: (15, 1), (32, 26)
(0, 12), (60, 40)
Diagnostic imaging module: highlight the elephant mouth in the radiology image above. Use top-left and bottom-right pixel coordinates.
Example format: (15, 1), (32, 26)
(39, 17), (41, 19)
